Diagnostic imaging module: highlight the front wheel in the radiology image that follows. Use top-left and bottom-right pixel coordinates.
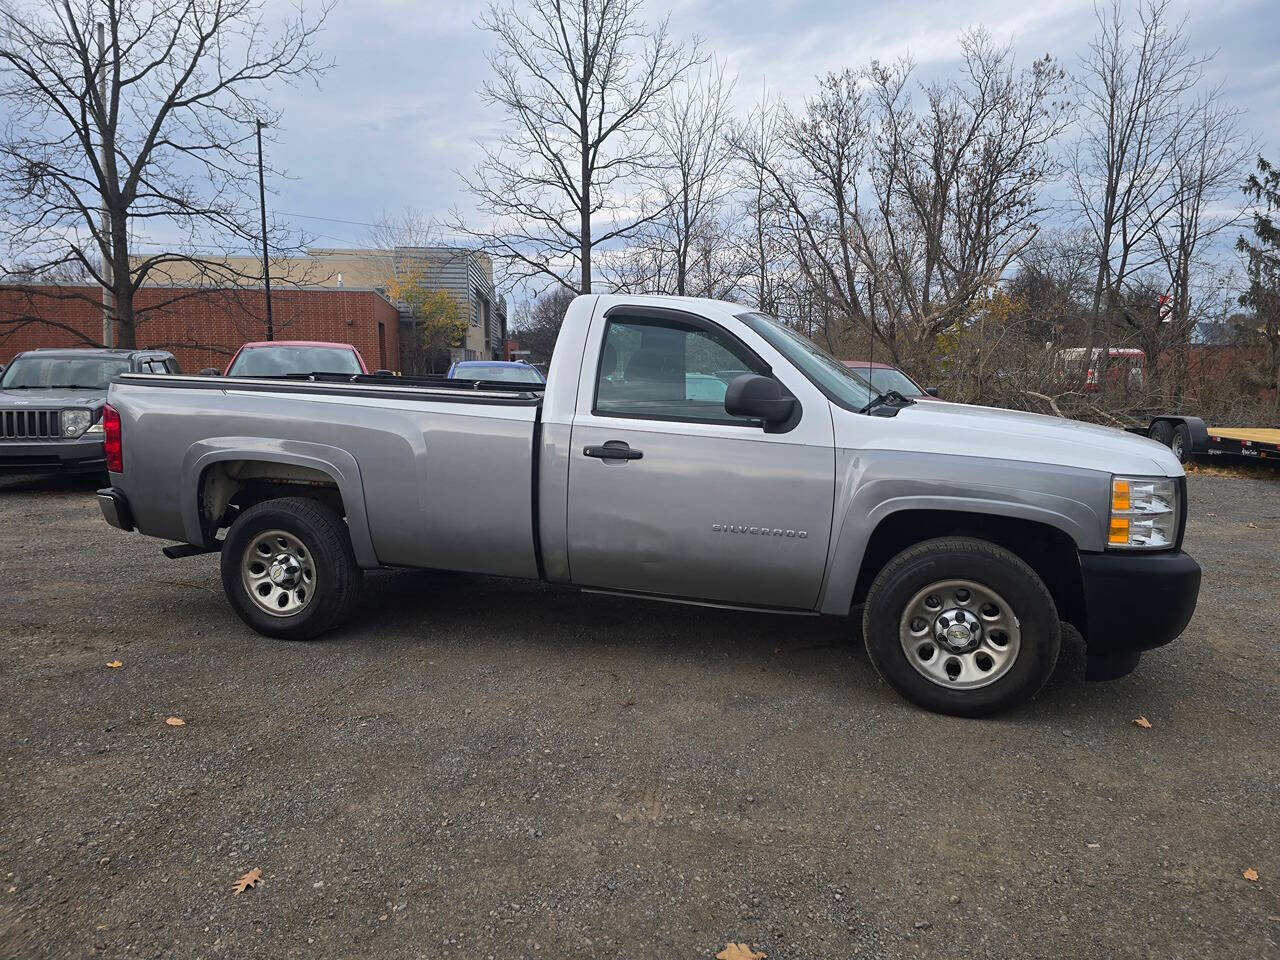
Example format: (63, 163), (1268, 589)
(862, 537), (1061, 717)
(221, 497), (362, 640)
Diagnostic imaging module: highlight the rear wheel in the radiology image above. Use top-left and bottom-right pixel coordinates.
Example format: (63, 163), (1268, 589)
(221, 497), (362, 640)
(862, 537), (1060, 717)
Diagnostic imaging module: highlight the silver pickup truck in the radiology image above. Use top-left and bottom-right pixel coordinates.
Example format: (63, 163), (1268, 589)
(97, 295), (1200, 716)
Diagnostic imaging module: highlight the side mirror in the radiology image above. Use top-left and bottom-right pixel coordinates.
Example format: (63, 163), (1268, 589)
(198, 367), (222, 377)
(725, 374), (795, 425)
(924, 386), (939, 397)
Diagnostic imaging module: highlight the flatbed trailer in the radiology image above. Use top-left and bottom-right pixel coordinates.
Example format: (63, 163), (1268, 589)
(1133, 415), (1280, 466)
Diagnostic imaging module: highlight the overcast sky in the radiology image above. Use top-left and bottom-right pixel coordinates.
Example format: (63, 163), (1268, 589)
(251, 0), (1280, 251)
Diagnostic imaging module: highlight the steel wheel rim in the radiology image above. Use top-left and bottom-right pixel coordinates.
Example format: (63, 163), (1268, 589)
(241, 529), (316, 618)
(899, 579), (1022, 690)
(1171, 432), (1184, 458)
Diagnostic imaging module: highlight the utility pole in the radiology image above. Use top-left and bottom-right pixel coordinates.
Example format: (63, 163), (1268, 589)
(255, 119), (273, 340)
(97, 22), (114, 348)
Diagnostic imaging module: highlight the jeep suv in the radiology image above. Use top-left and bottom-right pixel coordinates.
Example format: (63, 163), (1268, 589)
(0, 348), (178, 473)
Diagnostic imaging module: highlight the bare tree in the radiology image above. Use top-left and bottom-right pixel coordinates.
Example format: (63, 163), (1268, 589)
(510, 286), (575, 366)
(455, 0), (701, 295)
(1070, 0), (1209, 359)
(1148, 88), (1250, 393)
(733, 67), (877, 353)
(868, 32), (1067, 366)
(366, 207), (440, 252)
(735, 32), (1065, 366)
(621, 58), (737, 296)
(731, 88), (788, 314)
(360, 206), (463, 290)
(0, 0), (331, 348)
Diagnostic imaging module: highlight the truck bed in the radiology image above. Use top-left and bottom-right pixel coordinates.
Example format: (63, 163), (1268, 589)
(107, 373), (544, 577)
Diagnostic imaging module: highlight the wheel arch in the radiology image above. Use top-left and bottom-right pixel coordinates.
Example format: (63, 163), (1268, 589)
(825, 503), (1087, 636)
(181, 439), (378, 567)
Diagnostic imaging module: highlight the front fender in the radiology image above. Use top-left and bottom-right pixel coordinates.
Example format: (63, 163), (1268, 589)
(817, 450), (1109, 615)
(180, 437), (379, 568)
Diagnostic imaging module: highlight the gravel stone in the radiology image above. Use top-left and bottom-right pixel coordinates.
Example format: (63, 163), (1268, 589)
(1, 470), (1277, 959)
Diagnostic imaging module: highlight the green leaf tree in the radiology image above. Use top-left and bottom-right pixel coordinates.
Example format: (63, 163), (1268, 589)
(388, 272), (468, 373)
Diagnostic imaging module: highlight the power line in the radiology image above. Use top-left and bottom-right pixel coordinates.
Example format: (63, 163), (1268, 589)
(279, 211), (382, 229)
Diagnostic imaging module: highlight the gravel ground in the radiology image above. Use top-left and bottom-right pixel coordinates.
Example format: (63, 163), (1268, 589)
(1, 470), (1277, 960)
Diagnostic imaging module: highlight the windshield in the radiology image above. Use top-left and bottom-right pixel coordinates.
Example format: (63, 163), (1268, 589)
(845, 365), (923, 397)
(451, 363), (545, 384)
(0, 355), (130, 390)
(227, 346), (362, 377)
(737, 312), (875, 411)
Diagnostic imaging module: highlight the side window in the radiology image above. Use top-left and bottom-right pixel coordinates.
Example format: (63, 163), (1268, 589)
(165, 359), (181, 375)
(593, 317), (767, 423)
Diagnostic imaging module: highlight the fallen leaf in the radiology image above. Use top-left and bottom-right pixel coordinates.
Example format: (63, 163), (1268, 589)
(1246, 522), (1258, 529)
(1133, 716), (1152, 729)
(232, 868), (262, 894)
(105, 661), (123, 669)
(1243, 867), (1259, 882)
(165, 716), (185, 727)
(716, 944), (766, 960)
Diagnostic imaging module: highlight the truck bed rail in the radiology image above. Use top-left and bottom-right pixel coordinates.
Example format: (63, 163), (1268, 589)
(274, 371), (547, 394)
(112, 372), (544, 406)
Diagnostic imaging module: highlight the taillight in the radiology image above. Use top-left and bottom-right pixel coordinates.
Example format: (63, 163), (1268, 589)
(103, 403), (123, 473)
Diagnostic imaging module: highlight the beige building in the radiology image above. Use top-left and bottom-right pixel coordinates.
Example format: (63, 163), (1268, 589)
(140, 247), (507, 373)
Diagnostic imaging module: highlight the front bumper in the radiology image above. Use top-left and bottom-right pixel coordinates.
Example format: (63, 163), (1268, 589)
(1079, 550), (1201, 660)
(97, 486), (134, 532)
(0, 437), (105, 473)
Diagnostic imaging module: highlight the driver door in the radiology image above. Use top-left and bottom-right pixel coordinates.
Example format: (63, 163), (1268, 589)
(566, 311), (836, 610)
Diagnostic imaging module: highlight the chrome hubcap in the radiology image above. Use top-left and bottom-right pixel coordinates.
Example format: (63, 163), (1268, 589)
(900, 579), (1021, 689)
(241, 530), (315, 617)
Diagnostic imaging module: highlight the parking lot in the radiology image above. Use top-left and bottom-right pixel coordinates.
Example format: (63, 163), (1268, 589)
(0, 470), (1277, 959)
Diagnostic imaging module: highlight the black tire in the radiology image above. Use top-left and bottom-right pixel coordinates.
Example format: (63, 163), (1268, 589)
(220, 497), (362, 640)
(1171, 422), (1192, 463)
(1148, 420), (1174, 448)
(862, 537), (1060, 717)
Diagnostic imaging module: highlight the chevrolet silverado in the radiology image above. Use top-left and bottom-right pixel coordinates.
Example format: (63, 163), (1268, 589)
(96, 295), (1200, 716)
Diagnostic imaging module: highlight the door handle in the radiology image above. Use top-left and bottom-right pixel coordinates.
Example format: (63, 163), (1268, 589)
(583, 441), (643, 461)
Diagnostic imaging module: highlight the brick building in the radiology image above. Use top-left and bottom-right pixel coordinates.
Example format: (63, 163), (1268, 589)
(141, 246), (508, 370)
(0, 285), (400, 373)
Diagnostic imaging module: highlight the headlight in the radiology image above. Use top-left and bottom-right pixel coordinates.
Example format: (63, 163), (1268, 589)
(1108, 476), (1179, 549)
(61, 409), (92, 438)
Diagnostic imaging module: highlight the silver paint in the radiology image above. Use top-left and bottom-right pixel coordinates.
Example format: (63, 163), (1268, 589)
(104, 293), (1187, 621)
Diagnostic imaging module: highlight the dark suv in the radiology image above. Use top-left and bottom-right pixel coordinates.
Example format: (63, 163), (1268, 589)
(0, 348), (179, 474)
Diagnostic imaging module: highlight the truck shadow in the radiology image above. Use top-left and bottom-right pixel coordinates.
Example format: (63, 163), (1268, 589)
(351, 567), (1091, 711)
(0, 471), (104, 494)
